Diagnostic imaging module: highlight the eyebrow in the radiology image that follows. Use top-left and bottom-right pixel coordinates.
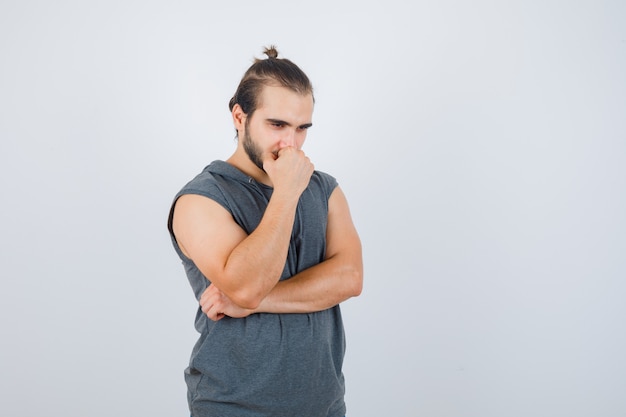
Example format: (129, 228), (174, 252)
(266, 118), (313, 129)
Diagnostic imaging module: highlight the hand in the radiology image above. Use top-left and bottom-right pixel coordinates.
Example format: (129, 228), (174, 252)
(200, 284), (255, 321)
(263, 147), (314, 197)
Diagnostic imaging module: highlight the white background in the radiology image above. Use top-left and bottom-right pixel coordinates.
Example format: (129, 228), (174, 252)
(1, 1), (625, 416)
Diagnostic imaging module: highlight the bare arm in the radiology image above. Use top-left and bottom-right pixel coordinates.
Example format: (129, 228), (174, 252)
(200, 186), (363, 320)
(257, 186), (363, 312)
(172, 148), (313, 310)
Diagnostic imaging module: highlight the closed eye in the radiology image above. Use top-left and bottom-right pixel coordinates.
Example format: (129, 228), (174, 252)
(268, 120), (286, 128)
(297, 123), (313, 131)
(266, 119), (312, 131)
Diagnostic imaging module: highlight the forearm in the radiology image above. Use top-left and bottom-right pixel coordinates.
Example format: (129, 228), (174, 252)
(223, 193), (299, 308)
(254, 254), (363, 314)
(201, 251), (362, 321)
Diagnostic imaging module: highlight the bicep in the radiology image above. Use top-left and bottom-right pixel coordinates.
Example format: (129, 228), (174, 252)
(172, 194), (247, 283)
(325, 187), (362, 261)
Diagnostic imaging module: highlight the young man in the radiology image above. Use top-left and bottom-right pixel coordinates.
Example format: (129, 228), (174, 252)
(167, 46), (363, 417)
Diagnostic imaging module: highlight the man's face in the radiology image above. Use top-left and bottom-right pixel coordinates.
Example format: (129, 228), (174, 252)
(241, 85), (314, 171)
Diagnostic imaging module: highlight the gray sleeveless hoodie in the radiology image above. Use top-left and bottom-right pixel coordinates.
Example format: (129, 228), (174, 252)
(167, 161), (346, 417)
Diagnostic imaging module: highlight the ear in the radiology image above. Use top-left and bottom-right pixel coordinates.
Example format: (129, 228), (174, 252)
(231, 103), (247, 132)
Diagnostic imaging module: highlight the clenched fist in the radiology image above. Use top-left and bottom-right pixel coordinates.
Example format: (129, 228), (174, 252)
(263, 147), (314, 198)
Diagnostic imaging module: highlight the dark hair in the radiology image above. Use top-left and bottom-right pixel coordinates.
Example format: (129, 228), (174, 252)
(228, 46), (314, 117)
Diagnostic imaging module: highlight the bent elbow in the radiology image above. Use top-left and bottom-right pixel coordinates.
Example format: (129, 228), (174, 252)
(230, 289), (263, 310)
(348, 267), (363, 297)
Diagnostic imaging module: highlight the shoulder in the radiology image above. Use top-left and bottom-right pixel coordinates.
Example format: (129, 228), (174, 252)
(174, 161), (248, 211)
(178, 163), (225, 196)
(168, 161), (232, 235)
(309, 170), (338, 199)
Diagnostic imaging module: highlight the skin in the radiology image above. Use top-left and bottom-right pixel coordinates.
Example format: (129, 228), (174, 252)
(172, 84), (363, 321)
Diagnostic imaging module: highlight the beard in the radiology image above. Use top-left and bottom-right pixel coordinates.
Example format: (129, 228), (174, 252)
(242, 127), (266, 172)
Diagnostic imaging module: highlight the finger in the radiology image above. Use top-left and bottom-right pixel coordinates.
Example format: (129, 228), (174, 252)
(201, 303), (210, 315)
(207, 305), (225, 321)
(262, 151), (278, 163)
(261, 152), (278, 173)
(277, 146), (297, 157)
(200, 301), (209, 314)
(205, 302), (216, 320)
(202, 283), (222, 301)
(206, 292), (226, 318)
(200, 292), (219, 315)
(200, 289), (213, 307)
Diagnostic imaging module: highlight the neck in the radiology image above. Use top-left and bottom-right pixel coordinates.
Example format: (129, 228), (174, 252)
(227, 150), (273, 186)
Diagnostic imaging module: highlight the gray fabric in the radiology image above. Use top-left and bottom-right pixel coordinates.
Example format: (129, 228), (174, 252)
(168, 161), (347, 417)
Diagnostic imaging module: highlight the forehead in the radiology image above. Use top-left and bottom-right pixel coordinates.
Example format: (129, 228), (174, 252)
(255, 85), (314, 121)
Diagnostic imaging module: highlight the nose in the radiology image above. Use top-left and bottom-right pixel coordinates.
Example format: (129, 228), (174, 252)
(279, 129), (297, 148)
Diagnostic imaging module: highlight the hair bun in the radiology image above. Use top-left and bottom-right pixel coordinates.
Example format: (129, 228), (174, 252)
(264, 45), (279, 59)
